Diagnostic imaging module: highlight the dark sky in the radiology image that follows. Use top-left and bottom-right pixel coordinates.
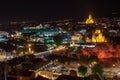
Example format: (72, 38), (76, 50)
(0, 0), (119, 22)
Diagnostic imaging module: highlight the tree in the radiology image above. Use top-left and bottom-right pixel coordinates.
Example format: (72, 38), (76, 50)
(89, 54), (98, 61)
(89, 54), (99, 65)
(53, 34), (62, 46)
(79, 54), (89, 64)
(91, 64), (103, 76)
(78, 65), (87, 76)
(70, 70), (77, 77)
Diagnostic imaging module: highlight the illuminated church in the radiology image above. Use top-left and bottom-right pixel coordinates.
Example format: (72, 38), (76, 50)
(84, 14), (106, 42)
(92, 30), (106, 42)
(85, 14), (94, 24)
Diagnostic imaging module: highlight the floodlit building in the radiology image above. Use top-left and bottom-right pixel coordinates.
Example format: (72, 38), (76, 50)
(85, 14), (94, 24)
(0, 31), (9, 37)
(92, 29), (106, 42)
(0, 31), (9, 42)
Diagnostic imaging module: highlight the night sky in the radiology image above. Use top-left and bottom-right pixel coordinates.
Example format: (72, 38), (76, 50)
(0, 0), (119, 22)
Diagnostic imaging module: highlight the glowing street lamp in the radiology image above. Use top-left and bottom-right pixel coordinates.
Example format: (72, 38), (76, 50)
(27, 44), (32, 54)
(28, 44), (32, 47)
(31, 50), (34, 54)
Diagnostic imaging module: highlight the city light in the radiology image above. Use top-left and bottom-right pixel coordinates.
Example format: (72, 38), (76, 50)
(27, 44), (32, 54)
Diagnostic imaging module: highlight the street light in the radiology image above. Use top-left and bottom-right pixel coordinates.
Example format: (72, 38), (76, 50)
(27, 44), (32, 54)
(28, 44), (32, 47)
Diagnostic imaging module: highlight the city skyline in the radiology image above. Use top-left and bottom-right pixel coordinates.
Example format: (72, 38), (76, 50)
(0, 0), (119, 22)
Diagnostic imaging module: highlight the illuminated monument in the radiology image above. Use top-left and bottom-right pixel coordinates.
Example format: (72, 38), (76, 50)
(85, 14), (94, 24)
(92, 30), (106, 42)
